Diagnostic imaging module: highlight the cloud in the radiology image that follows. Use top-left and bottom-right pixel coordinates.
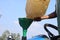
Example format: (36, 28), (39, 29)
(0, 14), (2, 18)
(14, 20), (19, 25)
(0, 8), (3, 14)
(0, 9), (3, 18)
(27, 22), (48, 39)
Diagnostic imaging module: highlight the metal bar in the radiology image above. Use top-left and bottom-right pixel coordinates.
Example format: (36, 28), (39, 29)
(56, 0), (60, 34)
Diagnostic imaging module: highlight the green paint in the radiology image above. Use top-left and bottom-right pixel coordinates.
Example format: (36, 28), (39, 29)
(56, 0), (60, 34)
(18, 18), (33, 29)
(23, 30), (27, 37)
(18, 18), (33, 37)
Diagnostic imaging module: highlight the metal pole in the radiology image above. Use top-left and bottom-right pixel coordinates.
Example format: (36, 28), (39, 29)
(56, 0), (60, 34)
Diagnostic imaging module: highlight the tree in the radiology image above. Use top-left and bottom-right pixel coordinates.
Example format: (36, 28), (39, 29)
(0, 30), (20, 40)
(0, 37), (3, 40)
(11, 33), (16, 39)
(2, 30), (10, 40)
(15, 33), (20, 40)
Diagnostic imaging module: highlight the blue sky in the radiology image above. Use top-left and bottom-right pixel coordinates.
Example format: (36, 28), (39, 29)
(0, 0), (58, 39)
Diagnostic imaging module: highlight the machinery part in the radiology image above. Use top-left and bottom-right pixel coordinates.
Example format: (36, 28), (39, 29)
(22, 36), (27, 40)
(44, 24), (60, 40)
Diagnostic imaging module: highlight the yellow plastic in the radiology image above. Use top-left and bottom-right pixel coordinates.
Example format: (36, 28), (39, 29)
(26, 0), (50, 19)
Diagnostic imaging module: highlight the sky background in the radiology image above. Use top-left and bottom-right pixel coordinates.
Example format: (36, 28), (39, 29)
(0, 0), (58, 39)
